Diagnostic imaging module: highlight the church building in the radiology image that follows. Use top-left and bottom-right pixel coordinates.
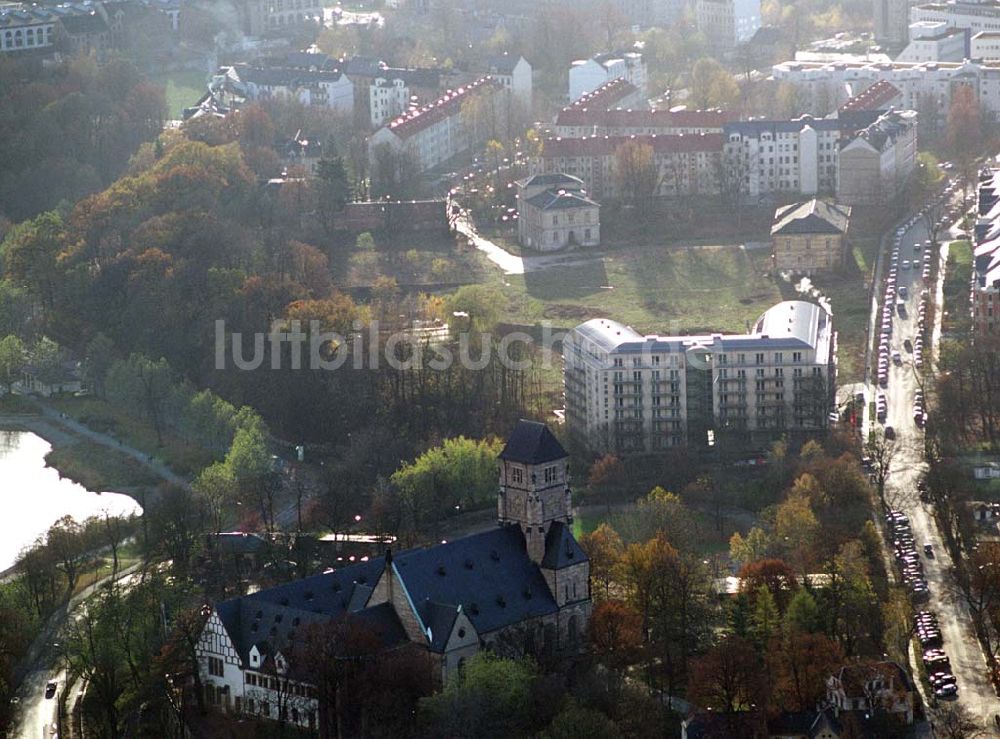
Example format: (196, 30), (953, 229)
(194, 420), (592, 729)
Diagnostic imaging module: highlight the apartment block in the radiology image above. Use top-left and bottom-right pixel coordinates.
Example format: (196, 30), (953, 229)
(568, 51), (647, 103)
(564, 300), (836, 453)
(696, 0), (762, 52)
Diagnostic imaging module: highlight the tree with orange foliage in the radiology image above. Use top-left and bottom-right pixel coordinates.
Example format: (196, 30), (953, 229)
(589, 599), (643, 677)
(587, 454), (625, 510)
(737, 559), (798, 611)
(766, 632), (845, 711)
(579, 523), (624, 599)
(688, 635), (768, 727)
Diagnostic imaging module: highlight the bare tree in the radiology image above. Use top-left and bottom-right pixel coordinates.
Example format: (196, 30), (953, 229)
(865, 428), (899, 512)
(934, 703), (985, 739)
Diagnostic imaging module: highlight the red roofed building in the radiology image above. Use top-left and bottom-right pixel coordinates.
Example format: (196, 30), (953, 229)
(562, 78), (646, 113)
(530, 134), (724, 200)
(553, 107), (737, 138)
(837, 79), (902, 114)
(368, 76), (502, 174)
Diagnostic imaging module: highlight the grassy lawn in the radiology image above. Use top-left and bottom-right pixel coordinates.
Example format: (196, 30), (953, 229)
(486, 243), (782, 335)
(151, 69), (207, 119)
(46, 440), (162, 491)
(942, 240), (973, 335)
(47, 397), (215, 478)
(0, 394), (37, 414)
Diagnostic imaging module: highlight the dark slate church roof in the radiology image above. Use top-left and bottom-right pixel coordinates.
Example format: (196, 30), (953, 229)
(499, 419), (567, 464)
(540, 521), (586, 570)
(393, 525), (559, 637)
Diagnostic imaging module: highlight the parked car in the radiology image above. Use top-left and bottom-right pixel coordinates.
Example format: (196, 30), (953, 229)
(924, 543), (934, 557)
(45, 682), (56, 700)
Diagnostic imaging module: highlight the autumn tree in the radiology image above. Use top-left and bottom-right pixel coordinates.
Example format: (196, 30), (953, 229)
(613, 140), (660, 208)
(579, 523), (624, 599)
(738, 559), (798, 611)
(767, 632), (845, 711)
(729, 527), (771, 568)
(587, 454), (626, 510)
(865, 427), (899, 511)
(690, 57), (740, 109)
(589, 599), (643, 679)
(0, 335), (25, 394)
(947, 85), (984, 195)
(688, 635), (767, 724)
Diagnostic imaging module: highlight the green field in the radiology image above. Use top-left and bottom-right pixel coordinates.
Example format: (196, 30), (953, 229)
(152, 69), (207, 119)
(485, 244), (783, 336)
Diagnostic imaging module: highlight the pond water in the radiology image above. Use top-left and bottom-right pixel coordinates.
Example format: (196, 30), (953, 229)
(0, 430), (143, 571)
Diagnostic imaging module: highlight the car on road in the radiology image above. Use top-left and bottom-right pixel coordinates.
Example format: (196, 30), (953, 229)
(892, 350), (902, 364)
(935, 683), (959, 699)
(904, 339), (913, 352)
(902, 260), (911, 270)
(45, 681), (56, 699)
(885, 426), (895, 440)
(899, 286), (909, 298)
(924, 543), (934, 557)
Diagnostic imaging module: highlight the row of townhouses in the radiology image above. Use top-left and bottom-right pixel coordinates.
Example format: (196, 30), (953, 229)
(205, 52), (530, 130)
(771, 58), (1000, 119)
(367, 76), (505, 173)
(530, 108), (917, 203)
(563, 300), (836, 453)
(0, 0), (178, 57)
(972, 169), (1000, 334)
(196, 421), (592, 730)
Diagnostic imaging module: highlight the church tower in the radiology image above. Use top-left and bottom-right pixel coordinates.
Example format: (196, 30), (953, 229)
(497, 420), (572, 563)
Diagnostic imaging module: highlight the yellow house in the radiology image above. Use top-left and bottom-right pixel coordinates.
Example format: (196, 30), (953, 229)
(771, 199), (851, 275)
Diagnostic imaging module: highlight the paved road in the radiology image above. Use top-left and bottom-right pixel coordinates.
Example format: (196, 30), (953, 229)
(12, 563), (143, 739)
(877, 217), (999, 726)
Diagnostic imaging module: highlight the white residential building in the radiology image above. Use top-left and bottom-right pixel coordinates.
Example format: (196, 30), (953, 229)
(771, 59), (1000, 119)
(551, 107), (736, 138)
(696, 0), (762, 52)
(369, 77), (409, 128)
(484, 54), (532, 107)
(896, 22), (967, 62)
(875, 0), (910, 48)
(568, 51), (646, 103)
(722, 116), (844, 197)
(972, 31), (1000, 59)
(563, 300), (836, 453)
(368, 76), (502, 173)
(224, 65), (354, 113)
(912, 1), (1000, 39)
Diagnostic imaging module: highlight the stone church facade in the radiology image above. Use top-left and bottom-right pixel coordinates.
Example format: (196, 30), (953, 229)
(195, 420), (592, 729)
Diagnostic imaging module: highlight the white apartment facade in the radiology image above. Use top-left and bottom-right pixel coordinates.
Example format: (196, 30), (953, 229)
(368, 77), (501, 172)
(771, 59), (1000, 118)
(568, 52), (647, 103)
(564, 300), (836, 453)
(696, 0), (762, 52)
(551, 108), (735, 138)
(972, 31), (1000, 59)
(912, 1), (1000, 38)
(225, 65), (354, 113)
(722, 117), (843, 197)
(896, 22), (968, 62)
(369, 77), (409, 128)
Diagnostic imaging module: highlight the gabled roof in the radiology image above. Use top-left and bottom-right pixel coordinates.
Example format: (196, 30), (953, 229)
(541, 521), (587, 570)
(486, 54), (525, 75)
(838, 79), (901, 113)
(419, 601), (460, 652)
(563, 78), (640, 112)
(59, 11), (109, 34)
(383, 77), (498, 139)
(392, 526), (559, 635)
(517, 173), (584, 189)
(499, 420), (567, 464)
(771, 199), (851, 235)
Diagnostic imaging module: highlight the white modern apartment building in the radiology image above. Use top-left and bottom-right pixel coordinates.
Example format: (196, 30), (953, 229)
(369, 77), (409, 128)
(695, 0), (762, 52)
(896, 22), (968, 62)
(564, 300), (836, 453)
(722, 117), (844, 197)
(569, 51), (647, 103)
(223, 65), (354, 113)
(368, 76), (501, 172)
(972, 31), (1000, 59)
(875, 0), (910, 47)
(912, 1), (1000, 38)
(771, 59), (1000, 118)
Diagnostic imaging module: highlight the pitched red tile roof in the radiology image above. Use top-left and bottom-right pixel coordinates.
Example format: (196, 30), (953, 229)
(563, 78), (640, 111)
(838, 80), (902, 113)
(540, 133), (724, 157)
(556, 106), (737, 129)
(385, 76), (499, 139)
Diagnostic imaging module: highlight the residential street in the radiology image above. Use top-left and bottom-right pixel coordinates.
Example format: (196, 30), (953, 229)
(873, 215), (1000, 726)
